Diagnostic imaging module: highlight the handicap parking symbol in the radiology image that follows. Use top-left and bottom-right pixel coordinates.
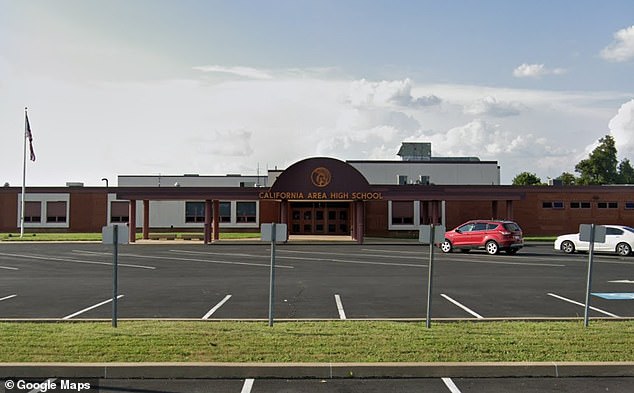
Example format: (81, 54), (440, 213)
(592, 293), (634, 300)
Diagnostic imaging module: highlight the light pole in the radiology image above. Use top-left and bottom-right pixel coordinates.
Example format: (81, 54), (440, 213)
(102, 178), (109, 226)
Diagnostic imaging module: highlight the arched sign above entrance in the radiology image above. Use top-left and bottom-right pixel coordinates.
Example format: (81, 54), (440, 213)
(260, 157), (383, 201)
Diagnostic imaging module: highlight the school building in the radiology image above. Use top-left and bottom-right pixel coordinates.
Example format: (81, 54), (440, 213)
(2, 143), (634, 243)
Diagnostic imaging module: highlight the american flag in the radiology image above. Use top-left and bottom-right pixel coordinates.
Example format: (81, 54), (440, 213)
(25, 112), (35, 161)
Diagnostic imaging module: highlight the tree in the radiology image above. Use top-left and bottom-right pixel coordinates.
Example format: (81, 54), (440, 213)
(556, 172), (577, 185)
(512, 172), (542, 186)
(618, 158), (634, 184)
(575, 135), (619, 185)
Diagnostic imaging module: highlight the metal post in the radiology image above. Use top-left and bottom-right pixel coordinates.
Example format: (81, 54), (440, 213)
(112, 225), (119, 328)
(584, 223), (595, 327)
(268, 223), (276, 327)
(426, 224), (435, 328)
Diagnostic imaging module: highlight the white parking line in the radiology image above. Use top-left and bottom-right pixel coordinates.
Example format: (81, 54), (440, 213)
(202, 295), (232, 319)
(277, 254), (425, 268)
(334, 294), (347, 320)
(361, 248), (421, 255)
(0, 294), (17, 302)
(442, 377), (463, 393)
(279, 249), (423, 260)
(547, 293), (621, 318)
(62, 295), (125, 319)
(0, 265), (19, 270)
(130, 251), (294, 269)
(0, 252), (155, 270)
(170, 250), (270, 259)
(240, 378), (255, 393)
(446, 258), (564, 267)
(441, 294), (484, 319)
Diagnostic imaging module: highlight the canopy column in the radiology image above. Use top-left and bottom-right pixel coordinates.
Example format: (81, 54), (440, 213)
(430, 200), (440, 225)
(280, 200), (289, 239)
(128, 200), (136, 243)
(351, 201), (356, 240)
(204, 200), (212, 244)
(420, 201), (429, 225)
(212, 200), (220, 242)
(355, 200), (365, 244)
(142, 200), (150, 240)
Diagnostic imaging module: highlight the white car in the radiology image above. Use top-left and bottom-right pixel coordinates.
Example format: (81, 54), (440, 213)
(554, 225), (634, 256)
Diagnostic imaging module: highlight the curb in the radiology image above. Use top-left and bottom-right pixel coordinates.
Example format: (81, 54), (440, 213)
(1, 362), (634, 379)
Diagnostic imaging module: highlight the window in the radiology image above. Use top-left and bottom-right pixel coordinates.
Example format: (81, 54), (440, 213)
(185, 202), (205, 223)
(110, 201), (129, 223)
(418, 175), (430, 185)
(46, 201), (67, 223)
(486, 223), (499, 230)
(457, 223), (475, 232)
(598, 202), (618, 209)
(391, 201), (414, 225)
(472, 223), (488, 231)
(542, 201), (564, 209)
(503, 223), (521, 232)
(626, 202), (634, 210)
(24, 201), (41, 223)
(570, 201), (591, 209)
(606, 227), (624, 236)
(236, 202), (257, 223)
(219, 202), (231, 223)
(397, 175), (408, 185)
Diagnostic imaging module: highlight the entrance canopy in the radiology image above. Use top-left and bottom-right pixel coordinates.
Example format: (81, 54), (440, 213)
(260, 157), (374, 201)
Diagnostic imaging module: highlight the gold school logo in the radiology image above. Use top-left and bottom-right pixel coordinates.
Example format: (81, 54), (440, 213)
(311, 167), (331, 187)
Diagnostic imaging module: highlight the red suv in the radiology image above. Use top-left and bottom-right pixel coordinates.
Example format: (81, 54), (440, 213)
(440, 220), (523, 255)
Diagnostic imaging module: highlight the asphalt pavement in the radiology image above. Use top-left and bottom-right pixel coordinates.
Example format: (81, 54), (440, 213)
(1, 241), (633, 390)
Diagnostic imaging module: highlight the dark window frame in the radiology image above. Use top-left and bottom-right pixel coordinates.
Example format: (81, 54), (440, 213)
(236, 201), (257, 223)
(46, 201), (67, 223)
(185, 201), (205, 223)
(542, 201), (564, 209)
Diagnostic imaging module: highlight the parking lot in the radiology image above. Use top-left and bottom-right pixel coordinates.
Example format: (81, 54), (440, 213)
(1, 242), (633, 320)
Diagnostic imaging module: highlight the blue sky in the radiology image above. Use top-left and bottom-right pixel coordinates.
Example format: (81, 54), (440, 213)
(1, 0), (634, 185)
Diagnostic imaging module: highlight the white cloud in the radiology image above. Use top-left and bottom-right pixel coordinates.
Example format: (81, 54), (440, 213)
(0, 70), (622, 186)
(417, 119), (528, 156)
(464, 96), (523, 117)
(193, 65), (273, 79)
(513, 63), (566, 78)
(601, 25), (634, 62)
(347, 78), (441, 108)
(608, 99), (634, 158)
(195, 130), (254, 157)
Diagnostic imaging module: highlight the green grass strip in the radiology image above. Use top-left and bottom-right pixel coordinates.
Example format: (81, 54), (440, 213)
(1, 321), (633, 363)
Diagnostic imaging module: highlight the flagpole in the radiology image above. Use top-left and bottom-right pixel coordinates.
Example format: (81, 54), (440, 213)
(20, 107), (27, 238)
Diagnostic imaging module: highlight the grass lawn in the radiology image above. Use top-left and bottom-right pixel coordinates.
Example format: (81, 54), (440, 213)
(1, 320), (633, 363)
(524, 236), (557, 242)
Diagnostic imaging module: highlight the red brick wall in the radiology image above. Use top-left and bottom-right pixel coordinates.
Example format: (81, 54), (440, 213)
(0, 192), (18, 232)
(69, 192), (107, 232)
(513, 189), (634, 236)
(365, 200), (389, 237)
(2, 186), (634, 237)
(259, 200), (280, 225)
